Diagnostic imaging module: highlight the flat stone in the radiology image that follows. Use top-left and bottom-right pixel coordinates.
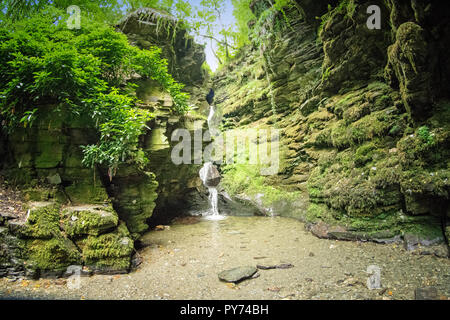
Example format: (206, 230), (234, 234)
(218, 266), (257, 283)
(415, 287), (439, 300)
(0, 211), (16, 219)
(257, 263), (294, 270)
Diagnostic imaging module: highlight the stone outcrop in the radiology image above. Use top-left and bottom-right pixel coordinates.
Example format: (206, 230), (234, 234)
(0, 8), (210, 277)
(117, 7), (211, 113)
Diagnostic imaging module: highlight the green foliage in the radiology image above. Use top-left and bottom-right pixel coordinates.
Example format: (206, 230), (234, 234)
(1, 0), (125, 24)
(80, 90), (154, 174)
(27, 237), (81, 271)
(231, 0), (255, 47)
(0, 8), (189, 174)
(417, 125), (434, 145)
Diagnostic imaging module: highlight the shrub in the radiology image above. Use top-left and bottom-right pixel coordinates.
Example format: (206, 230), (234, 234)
(0, 7), (189, 175)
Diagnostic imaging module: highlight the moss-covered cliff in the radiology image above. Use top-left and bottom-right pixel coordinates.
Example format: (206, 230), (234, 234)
(215, 0), (449, 252)
(0, 8), (209, 278)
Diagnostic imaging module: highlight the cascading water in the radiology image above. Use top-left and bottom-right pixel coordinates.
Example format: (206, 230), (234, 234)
(199, 162), (220, 217)
(198, 102), (225, 220)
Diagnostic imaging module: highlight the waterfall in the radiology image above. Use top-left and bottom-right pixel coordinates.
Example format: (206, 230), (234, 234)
(198, 103), (224, 220)
(199, 162), (220, 217)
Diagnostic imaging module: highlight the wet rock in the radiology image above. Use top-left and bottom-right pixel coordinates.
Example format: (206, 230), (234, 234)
(414, 244), (449, 258)
(218, 266), (257, 283)
(218, 192), (266, 217)
(256, 263), (294, 270)
(415, 287), (439, 300)
(0, 211), (16, 226)
(403, 234), (420, 251)
(131, 252), (143, 269)
(308, 221), (346, 239)
(199, 162), (221, 187)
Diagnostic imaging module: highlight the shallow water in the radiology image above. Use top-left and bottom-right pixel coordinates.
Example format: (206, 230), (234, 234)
(1, 216), (449, 300)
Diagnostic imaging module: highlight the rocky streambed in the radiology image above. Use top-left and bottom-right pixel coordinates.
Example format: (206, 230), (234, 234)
(0, 216), (449, 300)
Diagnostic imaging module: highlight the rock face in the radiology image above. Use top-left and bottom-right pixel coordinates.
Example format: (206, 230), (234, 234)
(117, 8), (211, 226)
(117, 7), (210, 113)
(0, 8), (210, 277)
(214, 0), (450, 249)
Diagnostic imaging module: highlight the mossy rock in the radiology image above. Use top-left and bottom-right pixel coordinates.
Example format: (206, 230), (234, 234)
(26, 236), (82, 273)
(22, 187), (67, 203)
(8, 202), (61, 239)
(3, 168), (36, 186)
(34, 140), (64, 169)
(61, 205), (119, 238)
(61, 168), (110, 204)
(77, 222), (133, 273)
(109, 168), (158, 236)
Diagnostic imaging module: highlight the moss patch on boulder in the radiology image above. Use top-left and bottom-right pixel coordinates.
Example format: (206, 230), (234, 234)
(61, 205), (119, 238)
(77, 222), (133, 273)
(9, 202), (61, 239)
(26, 236), (82, 273)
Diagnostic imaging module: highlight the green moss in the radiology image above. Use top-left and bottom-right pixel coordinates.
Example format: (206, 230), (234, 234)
(318, 0), (356, 39)
(60, 168), (110, 204)
(417, 126), (434, 145)
(22, 187), (67, 203)
(61, 205), (119, 238)
(34, 140), (64, 169)
(354, 142), (376, 167)
(221, 163), (299, 208)
(329, 110), (397, 149)
(305, 203), (336, 224)
(78, 222), (133, 271)
(306, 205), (443, 242)
(26, 237), (81, 271)
(17, 202), (61, 239)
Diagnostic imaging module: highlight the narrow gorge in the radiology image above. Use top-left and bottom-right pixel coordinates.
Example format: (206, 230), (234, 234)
(0, 0), (449, 301)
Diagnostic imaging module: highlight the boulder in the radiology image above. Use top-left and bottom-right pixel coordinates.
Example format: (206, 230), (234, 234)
(199, 162), (221, 187)
(218, 266), (257, 283)
(61, 205), (119, 237)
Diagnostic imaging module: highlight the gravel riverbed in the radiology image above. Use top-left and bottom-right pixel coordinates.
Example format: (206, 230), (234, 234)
(1, 216), (449, 300)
